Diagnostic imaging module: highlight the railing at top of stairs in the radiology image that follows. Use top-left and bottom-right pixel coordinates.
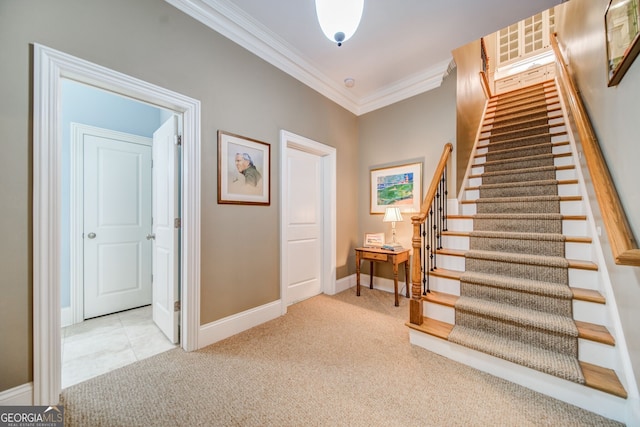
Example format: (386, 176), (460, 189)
(551, 34), (640, 266)
(409, 142), (453, 325)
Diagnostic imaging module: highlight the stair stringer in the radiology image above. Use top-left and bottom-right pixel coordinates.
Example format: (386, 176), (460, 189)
(553, 78), (640, 418)
(409, 81), (637, 424)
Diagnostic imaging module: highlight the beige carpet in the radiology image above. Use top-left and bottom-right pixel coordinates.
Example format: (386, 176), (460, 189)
(61, 288), (621, 426)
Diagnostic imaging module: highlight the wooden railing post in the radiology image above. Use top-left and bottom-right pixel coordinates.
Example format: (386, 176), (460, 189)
(410, 143), (454, 325)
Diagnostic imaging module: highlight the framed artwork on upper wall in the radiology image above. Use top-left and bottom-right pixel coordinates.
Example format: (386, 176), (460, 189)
(605, 0), (640, 86)
(370, 162), (422, 214)
(218, 130), (270, 205)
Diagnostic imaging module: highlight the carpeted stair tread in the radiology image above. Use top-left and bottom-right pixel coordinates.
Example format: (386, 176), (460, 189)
(473, 212), (563, 220)
(486, 117), (553, 134)
(478, 165), (559, 185)
(479, 180), (558, 191)
(465, 250), (570, 269)
(469, 230), (566, 242)
(481, 153), (556, 173)
(455, 296), (578, 336)
(485, 125), (552, 143)
(448, 325), (585, 384)
(460, 271), (572, 300)
(474, 195), (561, 203)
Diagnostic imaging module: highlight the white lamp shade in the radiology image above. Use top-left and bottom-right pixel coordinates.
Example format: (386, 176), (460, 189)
(315, 0), (364, 45)
(383, 207), (403, 223)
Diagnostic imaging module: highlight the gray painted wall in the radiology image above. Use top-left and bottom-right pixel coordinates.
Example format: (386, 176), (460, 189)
(357, 72), (457, 279)
(0, 0), (359, 391)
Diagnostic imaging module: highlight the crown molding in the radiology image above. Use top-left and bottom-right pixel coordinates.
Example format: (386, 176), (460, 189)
(165, 0), (448, 116)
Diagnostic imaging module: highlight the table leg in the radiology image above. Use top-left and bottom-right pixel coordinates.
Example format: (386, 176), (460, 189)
(356, 251), (361, 296)
(404, 260), (410, 298)
(369, 261), (374, 289)
(393, 262), (399, 307)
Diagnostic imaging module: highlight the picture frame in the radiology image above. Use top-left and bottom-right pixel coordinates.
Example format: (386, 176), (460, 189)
(370, 162), (422, 214)
(605, 0), (640, 86)
(363, 232), (385, 248)
(218, 130), (270, 205)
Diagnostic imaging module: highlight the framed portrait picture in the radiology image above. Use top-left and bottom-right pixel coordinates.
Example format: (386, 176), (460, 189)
(370, 162), (422, 214)
(218, 130), (270, 205)
(605, 0), (640, 86)
(363, 232), (385, 248)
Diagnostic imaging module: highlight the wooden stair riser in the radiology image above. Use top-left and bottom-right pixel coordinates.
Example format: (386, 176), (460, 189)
(487, 92), (559, 114)
(486, 98), (561, 121)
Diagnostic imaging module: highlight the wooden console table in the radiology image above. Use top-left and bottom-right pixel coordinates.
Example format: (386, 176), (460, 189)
(355, 247), (410, 306)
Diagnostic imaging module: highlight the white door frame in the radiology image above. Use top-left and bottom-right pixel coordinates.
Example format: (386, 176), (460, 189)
(69, 124), (154, 326)
(279, 130), (336, 315)
(33, 44), (201, 405)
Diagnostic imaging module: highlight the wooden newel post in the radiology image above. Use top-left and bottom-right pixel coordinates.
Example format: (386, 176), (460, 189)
(410, 217), (423, 325)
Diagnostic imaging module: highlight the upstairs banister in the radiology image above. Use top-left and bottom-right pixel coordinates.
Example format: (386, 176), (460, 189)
(551, 34), (640, 266)
(410, 142), (453, 324)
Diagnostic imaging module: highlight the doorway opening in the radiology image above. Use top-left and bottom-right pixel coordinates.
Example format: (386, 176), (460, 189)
(33, 44), (201, 405)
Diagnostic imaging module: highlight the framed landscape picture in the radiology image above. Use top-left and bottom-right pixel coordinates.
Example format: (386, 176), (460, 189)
(370, 162), (422, 214)
(218, 130), (270, 205)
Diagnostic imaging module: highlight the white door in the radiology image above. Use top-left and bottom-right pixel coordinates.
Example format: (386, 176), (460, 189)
(152, 116), (180, 343)
(285, 148), (323, 304)
(83, 135), (152, 318)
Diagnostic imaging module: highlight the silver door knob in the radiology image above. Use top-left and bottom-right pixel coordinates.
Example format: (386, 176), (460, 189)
(146, 233), (156, 240)
(87, 232), (96, 239)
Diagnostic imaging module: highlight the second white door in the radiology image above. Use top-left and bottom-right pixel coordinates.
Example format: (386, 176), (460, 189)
(83, 133), (152, 318)
(285, 148), (323, 305)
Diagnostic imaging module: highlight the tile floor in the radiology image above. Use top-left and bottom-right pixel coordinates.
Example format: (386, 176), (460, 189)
(61, 305), (177, 388)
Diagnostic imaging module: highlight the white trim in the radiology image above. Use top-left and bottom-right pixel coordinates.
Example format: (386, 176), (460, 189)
(280, 130), (337, 315)
(335, 275), (355, 295)
(0, 383), (33, 406)
(165, 0), (448, 115)
(409, 330), (632, 424)
(69, 124), (153, 327)
(33, 44), (201, 405)
(198, 300), (282, 347)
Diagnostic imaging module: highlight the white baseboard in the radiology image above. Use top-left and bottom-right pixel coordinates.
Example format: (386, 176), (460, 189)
(198, 300), (282, 349)
(335, 275), (354, 294)
(409, 329), (630, 424)
(0, 383), (33, 406)
(61, 306), (72, 328)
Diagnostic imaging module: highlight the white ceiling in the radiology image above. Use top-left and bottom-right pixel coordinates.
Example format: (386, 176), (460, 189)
(166, 0), (564, 115)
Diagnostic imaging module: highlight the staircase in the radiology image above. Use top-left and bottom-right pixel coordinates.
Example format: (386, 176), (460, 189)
(407, 80), (630, 421)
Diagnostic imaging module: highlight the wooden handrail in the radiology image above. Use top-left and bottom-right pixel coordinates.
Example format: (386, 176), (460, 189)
(551, 34), (640, 266)
(409, 142), (453, 324)
(412, 143), (454, 224)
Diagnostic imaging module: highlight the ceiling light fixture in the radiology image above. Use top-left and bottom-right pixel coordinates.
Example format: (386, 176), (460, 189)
(315, 0), (364, 46)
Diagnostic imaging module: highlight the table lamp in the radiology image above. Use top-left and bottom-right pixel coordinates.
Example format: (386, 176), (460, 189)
(383, 206), (403, 250)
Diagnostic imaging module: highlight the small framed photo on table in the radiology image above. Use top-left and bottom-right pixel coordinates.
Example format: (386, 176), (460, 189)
(364, 232), (385, 248)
